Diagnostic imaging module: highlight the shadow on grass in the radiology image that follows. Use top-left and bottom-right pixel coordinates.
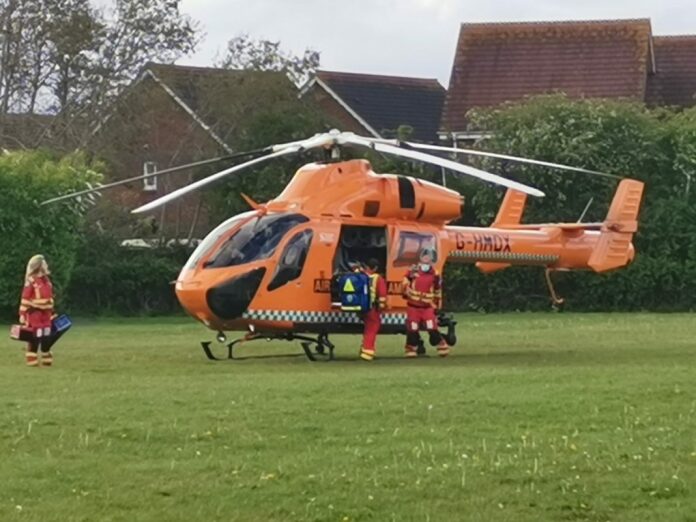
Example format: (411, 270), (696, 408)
(215, 345), (695, 370)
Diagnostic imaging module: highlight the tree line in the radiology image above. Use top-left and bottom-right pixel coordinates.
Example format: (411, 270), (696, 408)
(0, 0), (318, 148)
(2, 95), (696, 316)
(0, 1), (694, 315)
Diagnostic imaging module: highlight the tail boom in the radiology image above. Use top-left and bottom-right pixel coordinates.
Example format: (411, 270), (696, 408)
(444, 179), (644, 273)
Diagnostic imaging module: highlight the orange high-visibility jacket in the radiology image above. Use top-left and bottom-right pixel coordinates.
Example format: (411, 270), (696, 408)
(402, 266), (442, 308)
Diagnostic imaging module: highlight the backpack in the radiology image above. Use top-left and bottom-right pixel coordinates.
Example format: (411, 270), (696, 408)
(338, 271), (371, 312)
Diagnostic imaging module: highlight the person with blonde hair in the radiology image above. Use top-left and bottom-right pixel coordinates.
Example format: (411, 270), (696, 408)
(19, 254), (56, 367)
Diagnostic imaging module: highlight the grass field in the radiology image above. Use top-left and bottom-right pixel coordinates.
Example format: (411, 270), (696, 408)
(1, 313), (695, 522)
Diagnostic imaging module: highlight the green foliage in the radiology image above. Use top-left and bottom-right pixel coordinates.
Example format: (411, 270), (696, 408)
(218, 34), (319, 86)
(467, 95), (668, 224)
(65, 232), (190, 315)
(442, 95), (696, 311)
(0, 150), (101, 318)
(206, 86), (331, 220)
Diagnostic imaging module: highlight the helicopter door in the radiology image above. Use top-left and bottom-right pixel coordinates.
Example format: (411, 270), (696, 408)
(331, 225), (388, 302)
(333, 225), (388, 273)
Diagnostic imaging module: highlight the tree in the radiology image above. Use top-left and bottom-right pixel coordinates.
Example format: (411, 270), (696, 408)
(59, 0), (200, 146)
(218, 35), (320, 87)
(438, 94), (696, 312)
(0, 0), (200, 148)
(0, 150), (101, 318)
(185, 36), (329, 222)
(466, 95), (669, 225)
(0, 0), (101, 114)
(44, 0), (101, 111)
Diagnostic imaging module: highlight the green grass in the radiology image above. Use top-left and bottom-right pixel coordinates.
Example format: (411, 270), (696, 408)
(1, 313), (695, 522)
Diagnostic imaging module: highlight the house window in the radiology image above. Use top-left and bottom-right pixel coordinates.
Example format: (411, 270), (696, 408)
(143, 161), (158, 192)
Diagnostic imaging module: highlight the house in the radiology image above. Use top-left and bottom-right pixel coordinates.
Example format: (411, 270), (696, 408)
(90, 63), (300, 240)
(647, 35), (696, 107)
(0, 113), (56, 150)
(440, 19), (696, 141)
(301, 70), (446, 142)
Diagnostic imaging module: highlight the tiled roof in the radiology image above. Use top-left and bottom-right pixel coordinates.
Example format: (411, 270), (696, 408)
(646, 36), (696, 107)
(441, 19), (654, 131)
(144, 63), (292, 145)
(316, 70), (446, 142)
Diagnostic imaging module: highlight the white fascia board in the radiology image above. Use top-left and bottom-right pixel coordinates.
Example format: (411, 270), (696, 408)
(298, 77), (317, 98)
(90, 70), (152, 137)
(314, 78), (382, 139)
(147, 70), (234, 155)
(438, 130), (493, 141)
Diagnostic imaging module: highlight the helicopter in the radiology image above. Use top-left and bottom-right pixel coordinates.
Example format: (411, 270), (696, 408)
(44, 130), (644, 361)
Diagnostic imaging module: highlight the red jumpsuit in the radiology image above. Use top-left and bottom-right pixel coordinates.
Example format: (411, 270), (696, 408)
(402, 266), (449, 357)
(360, 270), (387, 360)
(19, 275), (55, 366)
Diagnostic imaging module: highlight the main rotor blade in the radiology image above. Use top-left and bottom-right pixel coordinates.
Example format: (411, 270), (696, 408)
(340, 135), (545, 197)
(402, 142), (621, 180)
(40, 148), (270, 206)
(131, 147), (300, 214)
(131, 133), (341, 214)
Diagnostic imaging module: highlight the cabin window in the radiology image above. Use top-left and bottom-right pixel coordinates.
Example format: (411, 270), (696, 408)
(143, 161), (158, 192)
(205, 213), (309, 268)
(394, 231), (437, 267)
(267, 229), (313, 291)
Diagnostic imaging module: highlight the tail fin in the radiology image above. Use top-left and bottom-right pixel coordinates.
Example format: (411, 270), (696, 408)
(492, 189), (527, 227)
(588, 179), (644, 272)
(477, 189), (527, 273)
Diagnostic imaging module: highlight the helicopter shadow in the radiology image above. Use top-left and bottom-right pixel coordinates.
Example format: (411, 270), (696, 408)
(285, 346), (690, 368)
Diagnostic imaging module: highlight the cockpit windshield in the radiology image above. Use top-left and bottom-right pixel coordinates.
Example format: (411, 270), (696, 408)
(204, 213), (309, 268)
(183, 211), (258, 271)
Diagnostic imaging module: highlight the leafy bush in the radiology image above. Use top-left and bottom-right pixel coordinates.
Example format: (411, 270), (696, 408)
(0, 150), (100, 318)
(65, 232), (191, 315)
(439, 96), (696, 312)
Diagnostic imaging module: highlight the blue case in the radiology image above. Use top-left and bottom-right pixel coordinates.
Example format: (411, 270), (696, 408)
(52, 314), (72, 333)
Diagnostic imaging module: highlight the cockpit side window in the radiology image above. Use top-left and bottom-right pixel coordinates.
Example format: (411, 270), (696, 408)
(205, 213), (309, 268)
(267, 229), (313, 291)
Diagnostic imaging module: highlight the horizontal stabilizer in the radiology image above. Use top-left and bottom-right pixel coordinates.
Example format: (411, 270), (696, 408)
(588, 232), (635, 272)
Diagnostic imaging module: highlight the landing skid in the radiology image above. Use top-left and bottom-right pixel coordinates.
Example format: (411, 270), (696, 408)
(201, 332), (335, 362)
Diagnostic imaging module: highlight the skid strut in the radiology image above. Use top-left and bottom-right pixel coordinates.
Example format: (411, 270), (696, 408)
(544, 269), (565, 310)
(201, 332), (335, 361)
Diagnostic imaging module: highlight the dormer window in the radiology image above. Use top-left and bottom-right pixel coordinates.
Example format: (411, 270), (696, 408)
(143, 161), (158, 192)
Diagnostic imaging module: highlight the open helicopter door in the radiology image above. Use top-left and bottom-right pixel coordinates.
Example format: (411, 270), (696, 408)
(331, 225), (388, 303)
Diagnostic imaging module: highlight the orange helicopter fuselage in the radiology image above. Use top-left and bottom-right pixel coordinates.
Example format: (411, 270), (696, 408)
(175, 159), (643, 334)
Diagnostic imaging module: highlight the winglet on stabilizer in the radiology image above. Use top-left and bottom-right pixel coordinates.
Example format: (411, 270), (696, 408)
(477, 189), (528, 274)
(588, 179), (644, 272)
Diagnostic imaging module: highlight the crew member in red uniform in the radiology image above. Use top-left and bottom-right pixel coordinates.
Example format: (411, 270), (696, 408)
(402, 248), (449, 358)
(19, 255), (56, 367)
(360, 258), (388, 361)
